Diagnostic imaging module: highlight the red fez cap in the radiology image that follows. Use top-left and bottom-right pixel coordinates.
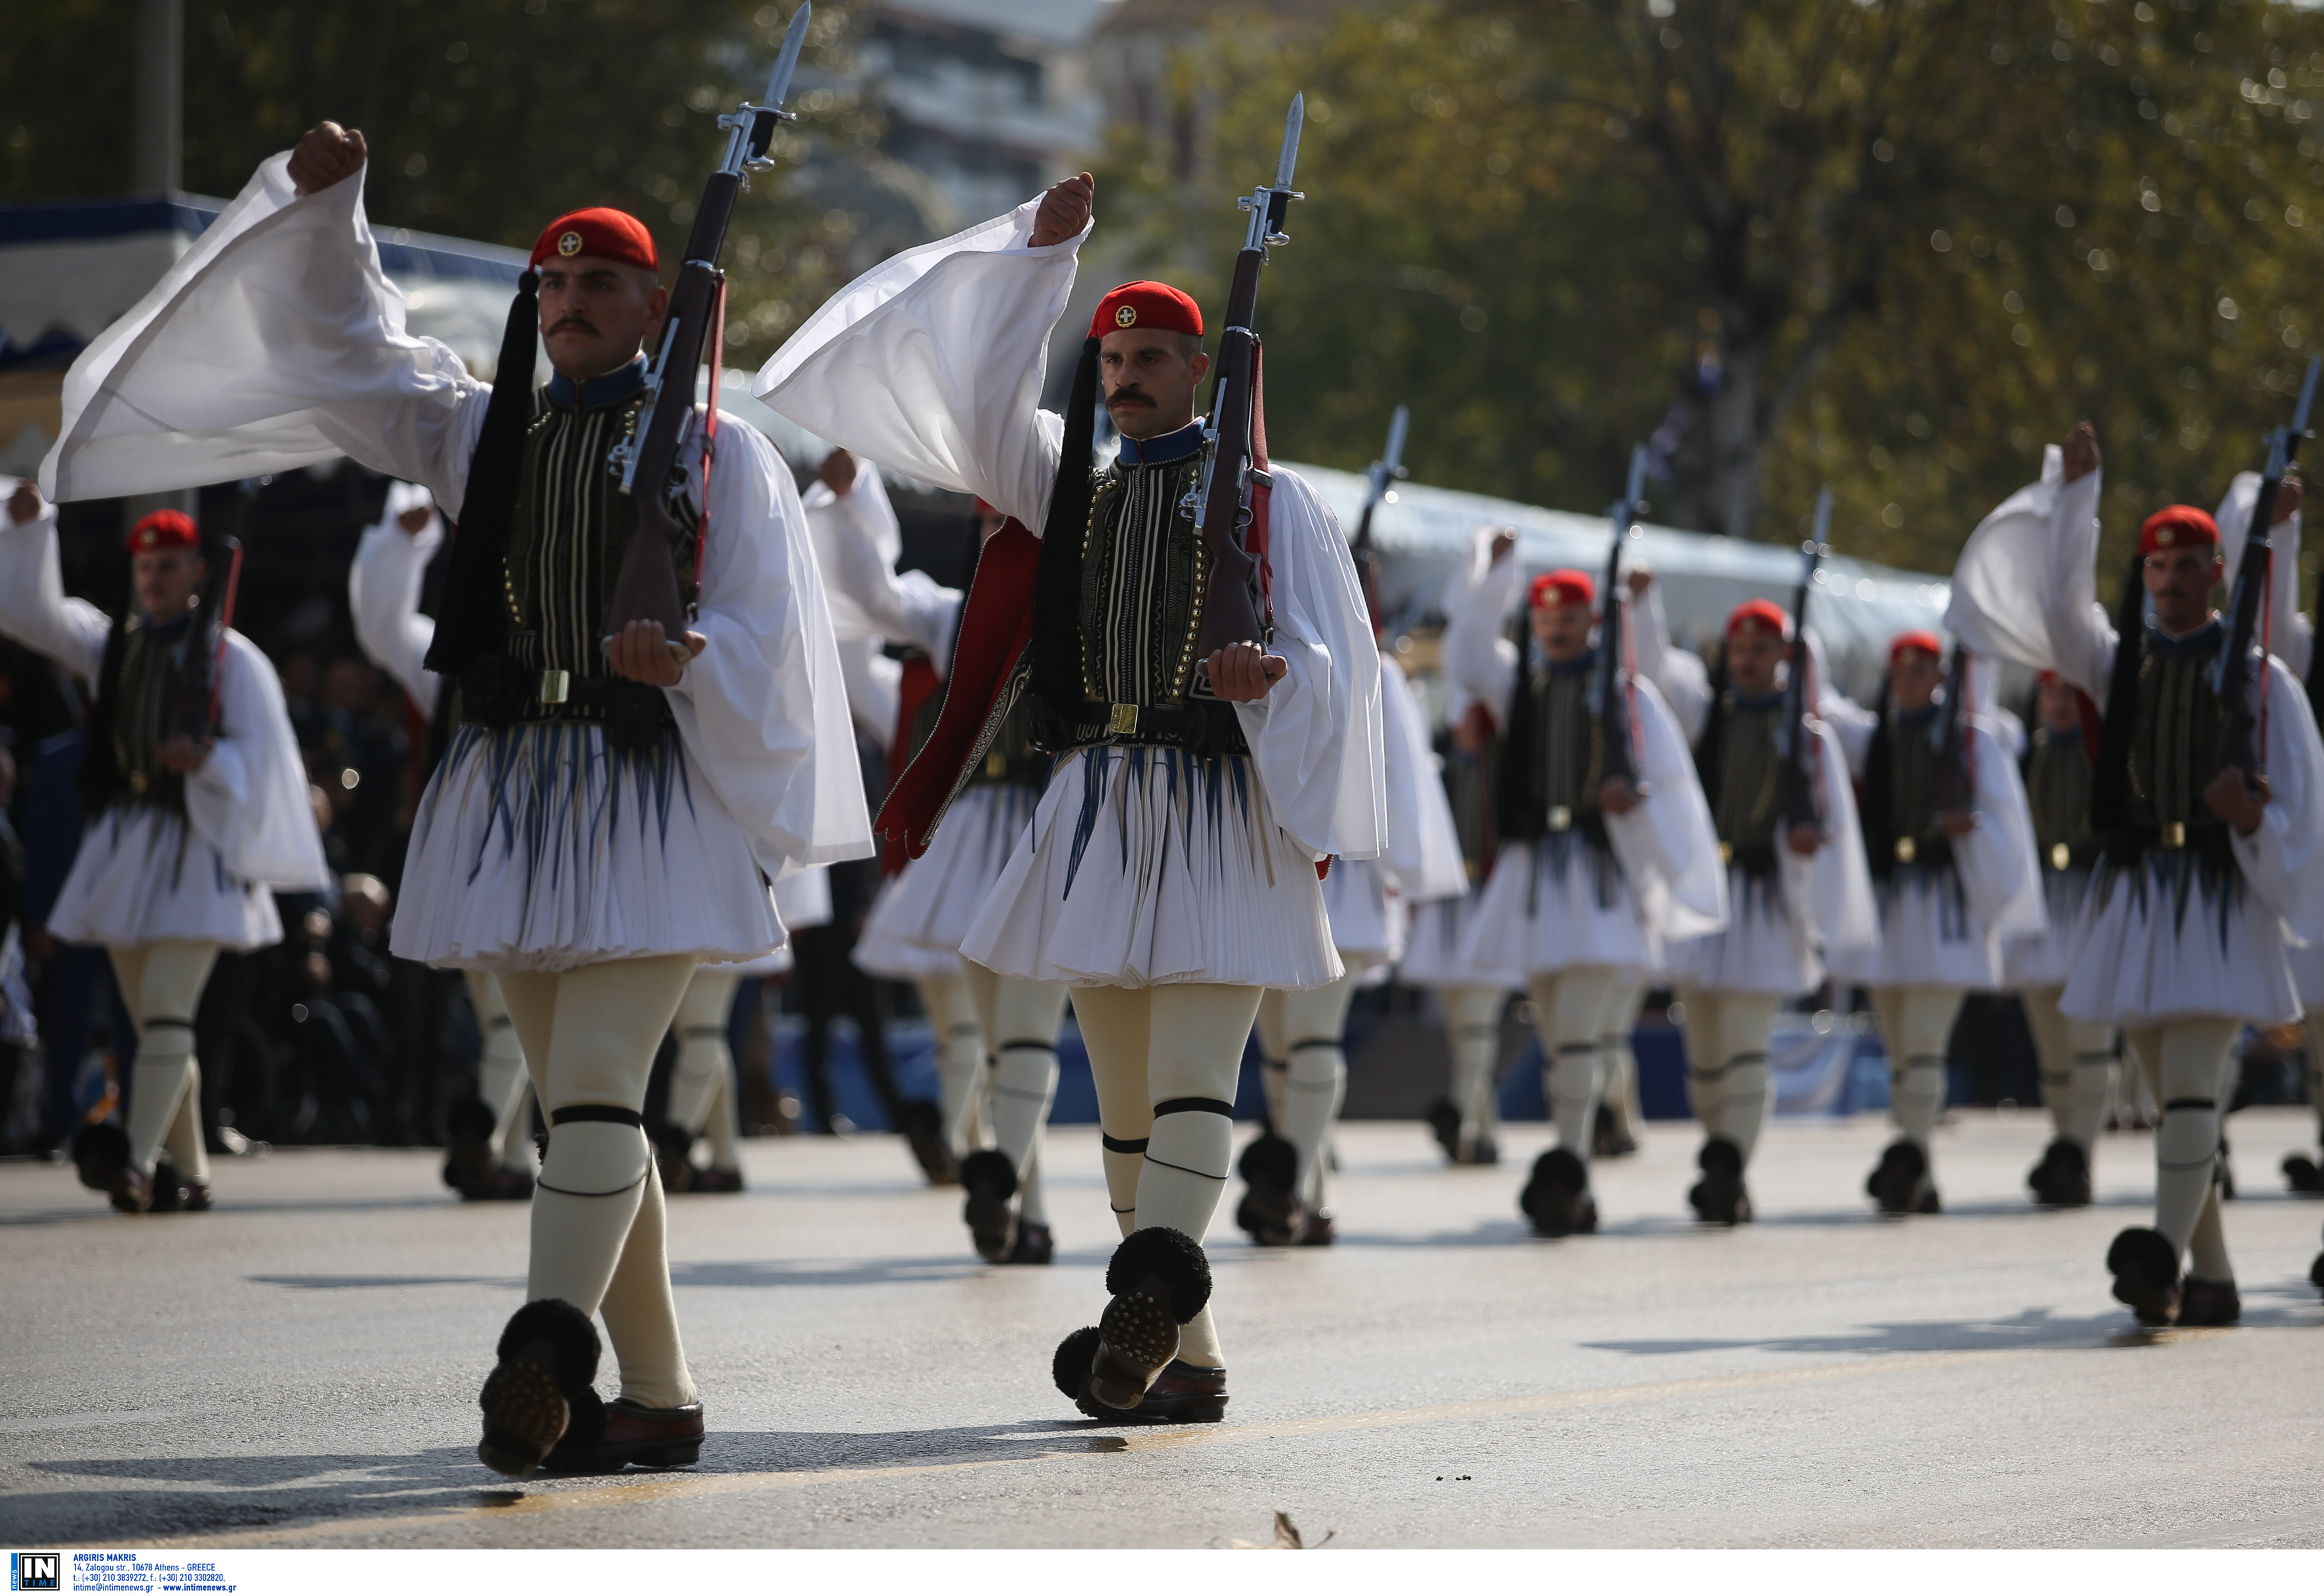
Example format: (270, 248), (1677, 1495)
(2035, 668), (2061, 686)
(1888, 630), (1943, 665)
(530, 207), (657, 273)
(1090, 281), (1202, 340)
(2138, 505), (2219, 556)
(1726, 598), (1791, 640)
(127, 509), (199, 553)
(1529, 569), (1595, 611)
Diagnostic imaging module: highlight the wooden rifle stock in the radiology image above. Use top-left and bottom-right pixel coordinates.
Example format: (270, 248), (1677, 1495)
(1194, 247), (1268, 655)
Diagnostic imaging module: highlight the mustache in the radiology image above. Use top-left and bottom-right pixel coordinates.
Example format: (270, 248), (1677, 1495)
(1106, 386), (1154, 408)
(547, 316), (598, 337)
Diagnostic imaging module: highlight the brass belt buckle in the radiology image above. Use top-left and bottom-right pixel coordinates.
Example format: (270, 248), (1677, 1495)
(985, 750), (1008, 779)
(2050, 842), (2071, 870)
(539, 669), (571, 707)
(2160, 821), (2185, 850)
(1108, 703), (1140, 737)
(1546, 804), (1572, 832)
(1719, 840), (1734, 865)
(129, 770), (148, 797)
(1894, 836), (1917, 864)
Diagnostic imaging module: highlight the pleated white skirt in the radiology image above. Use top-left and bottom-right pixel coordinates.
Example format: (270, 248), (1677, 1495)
(392, 722), (783, 975)
(1397, 889), (1500, 988)
(1663, 865), (1821, 996)
(853, 876), (968, 981)
(1322, 855), (1404, 972)
(2062, 858), (2296, 1027)
(1456, 837), (1653, 985)
(2002, 866), (2094, 989)
(860, 782), (1040, 956)
(47, 804), (281, 950)
(1827, 869), (2003, 990)
(961, 745), (1339, 990)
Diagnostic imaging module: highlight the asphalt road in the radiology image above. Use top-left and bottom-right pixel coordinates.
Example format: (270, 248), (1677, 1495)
(5, 1109), (2322, 1549)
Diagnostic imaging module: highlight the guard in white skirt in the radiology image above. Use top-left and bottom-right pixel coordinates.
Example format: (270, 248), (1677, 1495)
(350, 481), (537, 1201)
(818, 468), (1074, 1264)
(1402, 688), (1517, 1166)
(1820, 630), (2043, 1216)
(2007, 670), (2117, 1206)
(0, 488), (330, 1213)
(1949, 421), (2324, 1325)
(43, 126), (868, 1471)
(758, 174), (1386, 1423)
(1634, 592), (1878, 1224)
(1440, 529), (1725, 1236)
(1238, 640), (1466, 1248)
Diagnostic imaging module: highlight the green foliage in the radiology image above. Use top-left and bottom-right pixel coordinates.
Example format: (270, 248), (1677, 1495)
(0, 0), (866, 364)
(1093, 0), (2324, 577)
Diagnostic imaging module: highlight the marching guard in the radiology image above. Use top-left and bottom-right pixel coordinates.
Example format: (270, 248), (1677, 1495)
(1634, 588), (1877, 1223)
(42, 117), (867, 1467)
(1, 485), (330, 1213)
(759, 159), (1386, 1422)
(1820, 632), (2043, 1214)
(1440, 528), (1724, 1236)
(1951, 421), (2324, 1324)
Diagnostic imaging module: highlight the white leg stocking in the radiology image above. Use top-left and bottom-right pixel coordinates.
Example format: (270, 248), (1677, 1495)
(2124, 1019), (2243, 1266)
(1438, 984), (1507, 1144)
(920, 974), (989, 1156)
(112, 941), (220, 1181)
(464, 972), (536, 1173)
(977, 973), (1068, 1226)
(668, 969), (742, 1170)
(499, 954), (700, 1407)
(2303, 1006), (2324, 1153)
(1527, 969), (1618, 1169)
(1600, 982), (1646, 1147)
(1873, 986), (1964, 1156)
(1274, 974), (1356, 1210)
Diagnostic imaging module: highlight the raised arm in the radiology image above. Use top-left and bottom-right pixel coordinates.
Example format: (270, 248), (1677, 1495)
(804, 450), (962, 664)
(43, 124), (489, 514)
(1625, 567), (1709, 741)
(2039, 422), (2117, 703)
(0, 481), (110, 687)
(754, 178), (1095, 531)
(348, 482), (443, 708)
(1439, 525), (1520, 726)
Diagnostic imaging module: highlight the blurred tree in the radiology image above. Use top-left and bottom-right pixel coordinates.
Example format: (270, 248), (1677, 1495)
(1093, 0), (2324, 575)
(0, 0), (869, 366)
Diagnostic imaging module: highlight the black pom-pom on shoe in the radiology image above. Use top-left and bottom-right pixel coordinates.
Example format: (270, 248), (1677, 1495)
(959, 1149), (1019, 1263)
(1867, 1139), (1935, 1215)
(1090, 1228), (1211, 1413)
(2106, 1227), (2182, 1327)
(479, 1298), (601, 1478)
(73, 1122), (132, 1194)
(1687, 1136), (1750, 1225)
(1234, 1133), (1303, 1246)
(1104, 1227), (1212, 1322)
(1052, 1324), (1102, 1401)
(1519, 1147), (1595, 1238)
(2027, 1138), (2092, 1207)
(1424, 1096), (1461, 1162)
(2282, 1153), (2324, 1196)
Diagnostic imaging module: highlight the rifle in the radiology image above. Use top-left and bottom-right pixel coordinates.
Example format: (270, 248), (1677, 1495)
(1931, 641), (1972, 815)
(602, 3), (811, 657)
(2223, 352), (2321, 783)
(1186, 93), (1305, 657)
(1596, 443), (1648, 794)
(1351, 403), (1408, 636)
(1776, 487), (1831, 834)
(172, 480), (254, 745)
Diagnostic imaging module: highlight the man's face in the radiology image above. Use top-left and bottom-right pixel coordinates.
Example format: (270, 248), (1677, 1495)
(131, 548), (203, 624)
(1530, 598), (1593, 662)
(2142, 544), (2221, 636)
(1727, 624), (1785, 693)
(1888, 647), (1942, 712)
(2035, 675), (2082, 734)
(537, 255), (668, 384)
(1098, 328), (1209, 440)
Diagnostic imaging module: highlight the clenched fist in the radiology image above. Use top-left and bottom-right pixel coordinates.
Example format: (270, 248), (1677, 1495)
(290, 122), (367, 195)
(1029, 173), (1093, 249)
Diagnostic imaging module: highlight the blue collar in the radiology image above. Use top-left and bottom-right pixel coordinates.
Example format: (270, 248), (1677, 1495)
(1541, 645), (1597, 678)
(2147, 617), (2223, 657)
(546, 357), (647, 410)
(1732, 687), (1785, 710)
(1896, 703), (1940, 729)
(1116, 420), (1206, 466)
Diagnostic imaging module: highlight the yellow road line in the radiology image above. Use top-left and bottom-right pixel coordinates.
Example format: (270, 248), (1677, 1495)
(102, 1343), (2094, 1549)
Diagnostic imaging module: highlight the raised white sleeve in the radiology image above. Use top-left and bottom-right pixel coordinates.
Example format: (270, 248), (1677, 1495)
(0, 494), (110, 687)
(41, 155), (491, 516)
(347, 483), (444, 708)
(183, 631), (332, 892)
(755, 199), (1082, 533)
(1629, 581), (1710, 743)
(1439, 527), (1519, 726)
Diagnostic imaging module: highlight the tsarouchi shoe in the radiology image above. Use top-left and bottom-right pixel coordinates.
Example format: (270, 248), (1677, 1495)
(1234, 1134), (1304, 1246)
(477, 1299), (602, 1479)
(2027, 1138), (2092, 1207)
(1688, 1136), (1751, 1226)
(958, 1149), (1019, 1262)
(1519, 1147), (1595, 1238)
(1006, 1221), (1055, 1266)
(1867, 1139), (1940, 1215)
(1063, 1229), (1212, 1416)
(2174, 1277), (2241, 1327)
(543, 1399), (704, 1473)
(2106, 1227), (2182, 1328)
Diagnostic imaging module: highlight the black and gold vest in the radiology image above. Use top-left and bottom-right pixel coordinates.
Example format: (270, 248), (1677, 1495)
(2106, 624), (2234, 876)
(1496, 653), (1606, 847)
(1694, 689), (1786, 880)
(457, 368), (695, 745)
(79, 613), (193, 815)
(1861, 704), (1959, 886)
(1440, 701), (1500, 884)
(2024, 725), (2094, 874)
(1028, 425), (1248, 758)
